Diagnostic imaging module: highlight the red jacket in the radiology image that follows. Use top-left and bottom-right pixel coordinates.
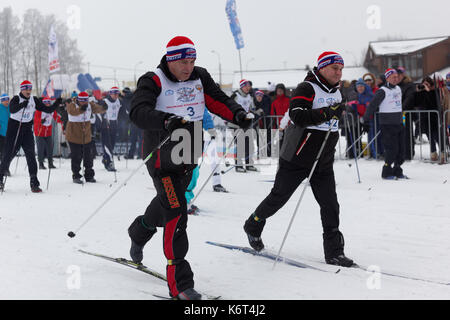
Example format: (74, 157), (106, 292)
(271, 94), (290, 126)
(33, 111), (61, 137)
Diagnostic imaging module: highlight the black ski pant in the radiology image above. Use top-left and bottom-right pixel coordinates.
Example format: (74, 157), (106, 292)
(69, 142), (95, 179)
(101, 120), (117, 166)
(128, 167), (194, 297)
(0, 119), (38, 184)
(36, 136), (54, 165)
(380, 124), (405, 168)
(254, 158), (340, 233)
(127, 123), (143, 158)
(247, 158), (344, 259)
(0, 135), (5, 160)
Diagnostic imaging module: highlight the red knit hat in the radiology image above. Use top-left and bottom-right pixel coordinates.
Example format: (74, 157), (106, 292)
(110, 86), (120, 94)
(42, 96), (52, 104)
(20, 80), (33, 91)
(166, 36), (196, 62)
(239, 79), (250, 89)
(385, 68), (398, 80)
(78, 91), (89, 102)
(317, 52), (344, 71)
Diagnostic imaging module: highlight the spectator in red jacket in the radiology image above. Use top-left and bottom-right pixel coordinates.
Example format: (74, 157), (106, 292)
(270, 83), (290, 127)
(34, 97), (62, 169)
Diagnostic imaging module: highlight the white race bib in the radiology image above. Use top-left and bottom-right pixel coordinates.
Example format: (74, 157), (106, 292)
(154, 68), (205, 121)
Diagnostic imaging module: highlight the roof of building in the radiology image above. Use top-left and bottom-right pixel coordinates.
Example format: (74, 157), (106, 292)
(369, 36), (449, 56)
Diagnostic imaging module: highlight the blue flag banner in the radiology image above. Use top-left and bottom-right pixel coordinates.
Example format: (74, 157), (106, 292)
(226, 0), (244, 50)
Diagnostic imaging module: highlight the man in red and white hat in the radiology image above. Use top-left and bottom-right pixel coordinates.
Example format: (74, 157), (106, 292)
(99, 86), (122, 172)
(363, 67), (405, 179)
(244, 51), (355, 268)
(0, 81), (61, 193)
(127, 36), (253, 300)
(34, 97), (62, 170)
(65, 91), (108, 184)
(230, 78), (258, 172)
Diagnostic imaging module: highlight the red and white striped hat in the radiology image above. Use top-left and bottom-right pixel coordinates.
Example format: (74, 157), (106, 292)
(384, 68), (398, 80)
(42, 96), (52, 104)
(255, 90), (264, 96)
(317, 52), (344, 71)
(239, 79), (250, 89)
(166, 36), (197, 62)
(20, 80), (33, 91)
(110, 86), (120, 94)
(78, 91), (89, 102)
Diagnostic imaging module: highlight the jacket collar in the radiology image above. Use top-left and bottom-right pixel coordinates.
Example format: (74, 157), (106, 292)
(305, 68), (340, 93)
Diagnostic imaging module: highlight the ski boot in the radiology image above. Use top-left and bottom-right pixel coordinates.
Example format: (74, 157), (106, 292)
(39, 162), (47, 170)
(213, 184), (229, 193)
(381, 163), (396, 180)
(106, 163), (117, 172)
(85, 177), (97, 183)
(325, 254), (355, 268)
(246, 165), (259, 172)
(128, 216), (157, 264)
(175, 288), (202, 300)
(244, 214), (266, 252)
(187, 204), (200, 215)
(235, 166), (246, 173)
(73, 176), (83, 184)
(30, 176), (42, 193)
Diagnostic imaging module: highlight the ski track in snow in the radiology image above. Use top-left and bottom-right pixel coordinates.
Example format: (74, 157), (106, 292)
(1, 143), (449, 300)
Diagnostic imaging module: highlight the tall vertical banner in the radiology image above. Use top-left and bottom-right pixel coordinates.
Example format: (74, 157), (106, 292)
(225, 0), (245, 50)
(48, 25), (60, 73)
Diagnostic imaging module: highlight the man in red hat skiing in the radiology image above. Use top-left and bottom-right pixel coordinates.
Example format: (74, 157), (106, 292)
(243, 52), (355, 267)
(127, 36), (253, 300)
(0, 81), (61, 192)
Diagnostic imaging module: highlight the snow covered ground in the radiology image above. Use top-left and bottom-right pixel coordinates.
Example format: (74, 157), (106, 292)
(1, 141), (449, 300)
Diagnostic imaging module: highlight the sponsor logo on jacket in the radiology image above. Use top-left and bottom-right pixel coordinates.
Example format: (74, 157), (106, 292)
(177, 87), (196, 103)
(162, 176), (180, 209)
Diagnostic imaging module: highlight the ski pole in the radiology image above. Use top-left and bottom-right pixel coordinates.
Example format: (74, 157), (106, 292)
(357, 130), (381, 159)
(67, 133), (172, 238)
(221, 135), (279, 175)
(2, 107), (26, 194)
(105, 121), (117, 183)
(189, 115), (262, 205)
(188, 131), (238, 206)
(272, 120), (337, 270)
(344, 114), (361, 183)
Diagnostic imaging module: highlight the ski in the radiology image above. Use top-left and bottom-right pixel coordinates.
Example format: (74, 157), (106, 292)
(78, 249), (222, 300)
(206, 241), (338, 273)
(295, 255), (450, 287)
(352, 263), (450, 287)
(78, 249), (166, 281)
(149, 293), (221, 300)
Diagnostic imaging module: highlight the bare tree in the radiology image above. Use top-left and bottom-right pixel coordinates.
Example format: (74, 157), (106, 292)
(0, 7), (83, 96)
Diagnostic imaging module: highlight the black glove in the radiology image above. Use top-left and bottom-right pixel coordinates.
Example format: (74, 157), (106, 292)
(234, 110), (253, 130)
(80, 104), (88, 112)
(323, 102), (345, 121)
(19, 100), (29, 109)
(53, 98), (62, 106)
(164, 115), (187, 133)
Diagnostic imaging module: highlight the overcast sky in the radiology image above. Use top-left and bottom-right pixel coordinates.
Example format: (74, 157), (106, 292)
(2, 0), (450, 87)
